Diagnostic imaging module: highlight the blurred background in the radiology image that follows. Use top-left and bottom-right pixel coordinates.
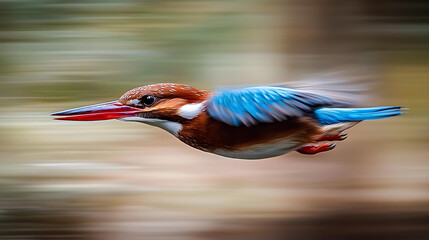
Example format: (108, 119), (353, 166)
(0, 0), (428, 239)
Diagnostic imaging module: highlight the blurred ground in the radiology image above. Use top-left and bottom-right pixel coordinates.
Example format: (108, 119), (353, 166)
(0, 1), (429, 240)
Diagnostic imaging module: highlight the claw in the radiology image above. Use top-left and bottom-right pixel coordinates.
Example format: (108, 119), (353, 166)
(297, 143), (336, 155)
(317, 133), (347, 141)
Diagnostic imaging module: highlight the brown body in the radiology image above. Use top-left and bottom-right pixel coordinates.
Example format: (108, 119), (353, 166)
(116, 83), (325, 156)
(178, 110), (323, 153)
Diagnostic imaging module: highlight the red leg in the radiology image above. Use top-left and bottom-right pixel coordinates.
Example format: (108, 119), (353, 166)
(317, 133), (347, 141)
(297, 143), (336, 155)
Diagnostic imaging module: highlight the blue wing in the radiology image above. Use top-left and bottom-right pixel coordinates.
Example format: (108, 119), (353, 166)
(206, 86), (351, 127)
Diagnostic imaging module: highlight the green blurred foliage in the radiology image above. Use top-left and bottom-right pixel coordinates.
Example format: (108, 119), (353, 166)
(0, 0), (250, 102)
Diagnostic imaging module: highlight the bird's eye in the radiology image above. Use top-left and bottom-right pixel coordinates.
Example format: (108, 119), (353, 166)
(140, 95), (156, 107)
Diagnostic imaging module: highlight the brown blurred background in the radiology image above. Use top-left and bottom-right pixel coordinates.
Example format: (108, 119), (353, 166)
(0, 0), (428, 239)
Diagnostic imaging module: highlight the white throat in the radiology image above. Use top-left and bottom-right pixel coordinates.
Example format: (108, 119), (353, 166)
(178, 102), (205, 120)
(120, 117), (182, 137)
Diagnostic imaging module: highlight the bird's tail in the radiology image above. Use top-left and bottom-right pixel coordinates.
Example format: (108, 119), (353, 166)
(314, 106), (403, 125)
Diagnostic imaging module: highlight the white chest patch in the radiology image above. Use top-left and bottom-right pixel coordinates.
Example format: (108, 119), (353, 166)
(178, 102), (205, 119)
(213, 138), (303, 159)
(120, 117), (182, 137)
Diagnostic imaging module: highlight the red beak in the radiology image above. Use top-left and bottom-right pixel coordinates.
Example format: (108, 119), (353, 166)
(52, 101), (141, 121)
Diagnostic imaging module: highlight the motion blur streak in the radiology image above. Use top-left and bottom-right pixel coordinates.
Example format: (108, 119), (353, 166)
(0, 0), (428, 239)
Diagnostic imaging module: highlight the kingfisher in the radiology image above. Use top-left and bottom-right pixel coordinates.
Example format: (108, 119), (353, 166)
(52, 83), (403, 159)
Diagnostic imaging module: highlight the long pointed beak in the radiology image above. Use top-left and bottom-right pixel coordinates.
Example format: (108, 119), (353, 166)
(52, 100), (141, 121)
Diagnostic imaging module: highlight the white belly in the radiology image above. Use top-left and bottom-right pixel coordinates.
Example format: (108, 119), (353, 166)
(212, 138), (303, 159)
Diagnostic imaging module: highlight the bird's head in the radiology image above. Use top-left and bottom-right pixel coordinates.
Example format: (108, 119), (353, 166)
(52, 83), (211, 136)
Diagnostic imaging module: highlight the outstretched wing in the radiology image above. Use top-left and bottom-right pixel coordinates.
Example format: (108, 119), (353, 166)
(206, 86), (351, 127)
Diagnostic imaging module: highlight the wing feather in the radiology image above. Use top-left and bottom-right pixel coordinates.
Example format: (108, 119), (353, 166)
(207, 86), (351, 127)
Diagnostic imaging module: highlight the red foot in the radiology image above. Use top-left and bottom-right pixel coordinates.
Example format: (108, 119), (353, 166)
(297, 143), (336, 155)
(317, 133), (347, 142)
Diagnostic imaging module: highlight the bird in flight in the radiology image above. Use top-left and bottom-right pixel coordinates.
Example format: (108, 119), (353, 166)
(52, 83), (403, 159)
